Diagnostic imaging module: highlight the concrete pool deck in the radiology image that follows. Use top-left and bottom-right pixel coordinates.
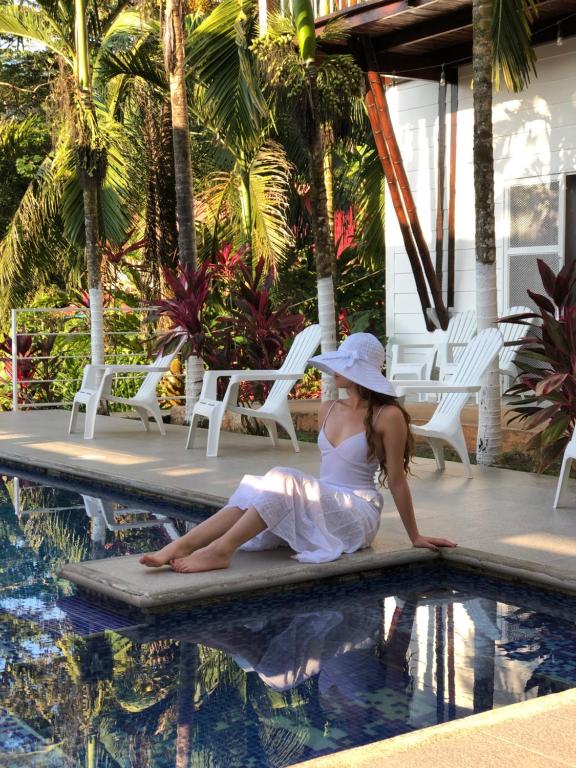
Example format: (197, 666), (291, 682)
(0, 409), (575, 601)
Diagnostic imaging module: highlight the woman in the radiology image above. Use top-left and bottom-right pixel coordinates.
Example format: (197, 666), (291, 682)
(140, 332), (456, 573)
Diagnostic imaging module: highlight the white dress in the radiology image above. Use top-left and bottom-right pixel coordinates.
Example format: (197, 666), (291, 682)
(227, 404), (384, 563)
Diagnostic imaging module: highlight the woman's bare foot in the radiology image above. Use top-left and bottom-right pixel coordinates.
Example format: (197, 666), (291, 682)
(139, 539), (196, 568)
(170, 543), (232, 573)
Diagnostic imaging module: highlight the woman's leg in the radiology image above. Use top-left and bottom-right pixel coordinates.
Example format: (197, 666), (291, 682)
(139, 505), (246, 567)
(171, 506), (267, 573)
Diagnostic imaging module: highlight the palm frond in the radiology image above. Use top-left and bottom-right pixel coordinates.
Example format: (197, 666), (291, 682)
(492, 0), (538, 92)
(188, 0), (269, 153)
(0, 6), (74, 66)
(0, 143), (72, 313)
(195, 170), (238, 250)
(95, 41), (167, 99)
(248, 140), (293, 267)
(342, 144), (385, 270)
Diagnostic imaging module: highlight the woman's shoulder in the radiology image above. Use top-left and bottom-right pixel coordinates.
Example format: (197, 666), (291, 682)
(373, 403), (407, 431)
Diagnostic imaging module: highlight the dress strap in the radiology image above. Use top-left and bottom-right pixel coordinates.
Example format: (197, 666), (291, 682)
(320, 400), (339, 431)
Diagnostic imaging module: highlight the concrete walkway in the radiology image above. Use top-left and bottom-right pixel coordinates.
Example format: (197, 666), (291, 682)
(294, 688), (576, 768)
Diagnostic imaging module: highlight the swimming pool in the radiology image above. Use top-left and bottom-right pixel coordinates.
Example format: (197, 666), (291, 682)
(1, 469), (575, 767)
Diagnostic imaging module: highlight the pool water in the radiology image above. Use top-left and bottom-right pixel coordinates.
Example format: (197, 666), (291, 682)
(1, 469), (575, 768)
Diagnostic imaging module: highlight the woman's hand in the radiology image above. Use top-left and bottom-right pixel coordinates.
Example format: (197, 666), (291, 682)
(411, 535), (457, 551)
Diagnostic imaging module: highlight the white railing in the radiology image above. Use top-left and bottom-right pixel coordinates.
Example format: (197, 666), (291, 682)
(4, 306), (184, 412)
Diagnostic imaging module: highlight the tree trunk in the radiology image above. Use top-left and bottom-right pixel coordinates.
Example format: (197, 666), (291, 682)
(473, 0), (502, 464)
(75, 0), (105, 366)
(308, 76), (337, 401)
(84, 186), (105, 366)
(185, 353), (204, 421)
(238, 161), (252, 252)
(164, 0), (197, 269)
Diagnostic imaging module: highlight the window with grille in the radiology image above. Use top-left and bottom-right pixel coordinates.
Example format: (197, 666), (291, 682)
(506, 179), (561, 311)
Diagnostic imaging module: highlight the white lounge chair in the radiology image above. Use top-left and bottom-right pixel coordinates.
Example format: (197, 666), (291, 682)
(393, 327), (503, 478)
(187, 324), (321, 457)
(69, 342), (183, 440)
(553, 432), (576, 508)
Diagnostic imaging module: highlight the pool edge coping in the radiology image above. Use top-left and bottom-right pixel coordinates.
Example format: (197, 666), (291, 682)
(3, 452), (576, 601)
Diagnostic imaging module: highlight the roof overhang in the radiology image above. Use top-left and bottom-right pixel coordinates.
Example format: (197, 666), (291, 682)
(316, 0), (576, 81)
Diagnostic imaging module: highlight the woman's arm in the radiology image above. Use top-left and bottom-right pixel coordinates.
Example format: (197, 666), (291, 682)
(378, 408), (457, 551)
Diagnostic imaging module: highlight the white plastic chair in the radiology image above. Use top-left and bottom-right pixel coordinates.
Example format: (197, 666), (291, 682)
(187, 324), (321, 457)
(69, 342), (183, 440)
(393, 327), (503, 478)
(553, 432), (576, 508)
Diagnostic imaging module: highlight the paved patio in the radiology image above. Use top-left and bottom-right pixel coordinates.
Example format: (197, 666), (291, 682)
(0, 409), (575, 601)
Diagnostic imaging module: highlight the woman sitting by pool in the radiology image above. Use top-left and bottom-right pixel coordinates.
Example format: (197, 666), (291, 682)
(140, 332), (456, 573)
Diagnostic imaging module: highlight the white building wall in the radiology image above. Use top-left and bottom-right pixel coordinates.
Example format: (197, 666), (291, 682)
(385, 37), (576, 349)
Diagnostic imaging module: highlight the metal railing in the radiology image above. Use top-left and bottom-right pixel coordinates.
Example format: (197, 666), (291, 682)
(4, 306), (183, 412)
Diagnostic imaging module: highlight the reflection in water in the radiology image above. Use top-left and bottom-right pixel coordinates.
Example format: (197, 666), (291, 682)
(0, 472), (576, 767)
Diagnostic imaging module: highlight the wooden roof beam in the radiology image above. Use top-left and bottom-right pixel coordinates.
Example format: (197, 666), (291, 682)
(375, 6), (472, 50)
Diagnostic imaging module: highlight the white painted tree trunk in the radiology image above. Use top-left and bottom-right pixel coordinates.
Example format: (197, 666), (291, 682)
(476, 260), (502, 464)
(257, 0), (267, 34)
(89, 287), (105, 366)
(185, 353), (204, 421)
(317, 275), (337, 401)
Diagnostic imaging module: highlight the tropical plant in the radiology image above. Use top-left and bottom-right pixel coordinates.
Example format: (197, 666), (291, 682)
(189, 0), (293, 269)
(255, 2), (365, 398)
(503, 259), (576, 471)
(0, 0), (146, 359)
(153, 259), (214, 358)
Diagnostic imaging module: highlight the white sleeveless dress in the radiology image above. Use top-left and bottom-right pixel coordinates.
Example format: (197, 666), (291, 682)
(227, 403), (384, 563)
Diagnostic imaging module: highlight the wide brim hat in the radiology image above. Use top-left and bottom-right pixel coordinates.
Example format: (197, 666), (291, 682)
(308, 332), (396, 396)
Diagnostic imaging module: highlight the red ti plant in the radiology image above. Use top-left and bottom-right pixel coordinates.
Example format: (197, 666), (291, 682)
(207, 256), (305, 402)
(503, 259), (576, 471)
(152, 260), (214, 357)
(0, 333), (58, 406)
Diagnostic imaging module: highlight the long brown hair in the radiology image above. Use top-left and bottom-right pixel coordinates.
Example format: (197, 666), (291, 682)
(357, 385), (414, 487)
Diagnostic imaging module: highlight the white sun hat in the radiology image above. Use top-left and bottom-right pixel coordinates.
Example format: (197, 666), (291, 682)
(308, 332), (396, 396)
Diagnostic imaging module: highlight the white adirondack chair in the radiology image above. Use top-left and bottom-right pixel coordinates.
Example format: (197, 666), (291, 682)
(552, 431), (576, 508)
(387, 337), (437, 383)
(499, 305), (532, 381)
(387, 311), (477, 403)
(187, 324), (321, 457)
(393, 327), (503, 478)
(69, 341), (183, 440)
(82, 495), (179, 539)
(437, 310), (477, 380)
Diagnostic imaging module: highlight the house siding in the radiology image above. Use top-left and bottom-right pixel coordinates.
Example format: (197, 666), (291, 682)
(385, 37), (576, 355)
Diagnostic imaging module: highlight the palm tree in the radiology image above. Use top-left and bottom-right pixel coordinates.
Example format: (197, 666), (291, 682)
(164, 0), (197, 269)
(0, 0), (141, 362)
(188, 0), (293, 269)
(473, 0), (537, 464)
(258, 3), (365, 397)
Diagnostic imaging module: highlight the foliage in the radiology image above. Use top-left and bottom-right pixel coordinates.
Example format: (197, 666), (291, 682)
(504, 259), (576, 471)
(209, 255), (304, 372)
(153, 260), (214, 358)
(492, 0), (538, 91)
